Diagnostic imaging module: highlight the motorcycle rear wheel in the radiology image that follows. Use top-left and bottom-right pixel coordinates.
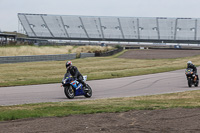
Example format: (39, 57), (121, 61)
(64, 85), (75, 99)
(195, 80), (199, 87)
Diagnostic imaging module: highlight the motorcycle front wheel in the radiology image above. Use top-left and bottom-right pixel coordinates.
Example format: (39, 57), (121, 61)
(84, 84), (92, 98)
(64, 85), (75, 99)
(188, 78), (192, 87)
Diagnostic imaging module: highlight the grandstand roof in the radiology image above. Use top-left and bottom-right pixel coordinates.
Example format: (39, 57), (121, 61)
(0, 33), (16, 38)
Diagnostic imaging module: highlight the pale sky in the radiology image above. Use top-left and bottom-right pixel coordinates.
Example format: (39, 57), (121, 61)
(0, 0), (199, 32)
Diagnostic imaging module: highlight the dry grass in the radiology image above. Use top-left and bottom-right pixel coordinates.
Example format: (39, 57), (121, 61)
(0, 46), (114, 56)
(0, 51), (200, 87)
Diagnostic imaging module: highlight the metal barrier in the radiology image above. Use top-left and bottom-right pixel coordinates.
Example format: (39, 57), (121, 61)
(80, 53), (95, 58)
(0, 48), (123, 64)
(0, 54), (76, 64)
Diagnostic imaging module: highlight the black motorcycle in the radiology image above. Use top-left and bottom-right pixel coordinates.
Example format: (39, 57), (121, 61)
(185, 68), (199, 87)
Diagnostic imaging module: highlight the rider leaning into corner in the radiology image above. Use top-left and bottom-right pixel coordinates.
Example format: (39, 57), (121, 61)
(65, 61), (88, 91)
(187, 61), (199, 81)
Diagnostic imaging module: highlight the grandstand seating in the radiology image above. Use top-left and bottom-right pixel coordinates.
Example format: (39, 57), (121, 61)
(61, 16), (88, 38)
(42, 15), (67, 38)
(18, 13), (200, 42)
(81, 17), (102, 38)
(158, 18), (176, 40)
(18, 14), (35, 37)
(196, 19), (200, 40)
(176, 18), (196, 40)
(138, 18), (158, 40)
(119, 17), (138, 39)
(100, 17), (123, 39)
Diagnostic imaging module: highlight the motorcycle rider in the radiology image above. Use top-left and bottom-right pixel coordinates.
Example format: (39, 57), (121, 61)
(65, 61), (88, 91)
(187, 61), (199, 81)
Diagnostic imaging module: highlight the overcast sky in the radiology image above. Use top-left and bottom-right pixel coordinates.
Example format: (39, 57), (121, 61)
(0, 0), (199, 32)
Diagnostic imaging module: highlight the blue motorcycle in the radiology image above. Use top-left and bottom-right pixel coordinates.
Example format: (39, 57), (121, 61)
(61, 74), (92, 99)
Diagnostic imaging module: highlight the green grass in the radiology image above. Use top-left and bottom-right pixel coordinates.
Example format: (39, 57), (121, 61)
(0, 90), (200, 121)
(1, 50), (200, 87)
(1, 50), (200, 121)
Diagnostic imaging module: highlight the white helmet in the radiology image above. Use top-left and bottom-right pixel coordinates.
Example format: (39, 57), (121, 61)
(187, 61), (192, 64)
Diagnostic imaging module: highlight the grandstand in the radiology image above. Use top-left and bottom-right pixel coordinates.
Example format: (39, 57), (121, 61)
(18, 13), (200, 44)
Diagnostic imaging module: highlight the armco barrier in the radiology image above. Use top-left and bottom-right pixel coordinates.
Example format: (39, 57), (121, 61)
(0, 48), (123, 64)
(80, 53), (95, 58)
(0, 54), (76, 64)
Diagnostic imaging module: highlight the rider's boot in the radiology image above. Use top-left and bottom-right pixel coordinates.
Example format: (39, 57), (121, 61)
(194, 76), (197, 82)
(82, 82), (88, 92)
(194, 74), (199, 82)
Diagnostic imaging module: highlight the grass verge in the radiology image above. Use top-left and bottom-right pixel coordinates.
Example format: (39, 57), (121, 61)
(0, 90), (200, 121)
(1, 50), (200, 121)
(1, 50), (200, 87)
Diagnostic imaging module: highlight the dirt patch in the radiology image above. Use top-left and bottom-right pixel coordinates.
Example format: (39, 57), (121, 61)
(118, 49), (200, 59)
(1, 108), (200, 133)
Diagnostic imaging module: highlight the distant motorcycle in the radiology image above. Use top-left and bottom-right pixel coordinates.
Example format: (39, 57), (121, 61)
(185, 68), (199, 87)
(61, 74), (92, 99)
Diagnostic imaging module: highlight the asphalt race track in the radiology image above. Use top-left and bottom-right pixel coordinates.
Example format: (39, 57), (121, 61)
(0, 67), (200, 106)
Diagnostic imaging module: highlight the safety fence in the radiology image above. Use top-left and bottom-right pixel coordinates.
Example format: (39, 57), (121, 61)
(0, 48), (122, 64)
(80, 53), (95, 58)
(0, 54), (76, 64)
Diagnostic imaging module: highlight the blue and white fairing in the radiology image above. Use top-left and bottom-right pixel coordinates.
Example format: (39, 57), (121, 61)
(62, 74), (87, 96)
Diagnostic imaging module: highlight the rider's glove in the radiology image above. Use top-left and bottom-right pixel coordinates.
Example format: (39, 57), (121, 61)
(192, 74), (195, 77)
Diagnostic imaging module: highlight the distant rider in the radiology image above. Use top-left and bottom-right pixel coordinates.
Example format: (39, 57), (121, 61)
(187, 61), (199, 81)
(65, 61), (87, 91)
